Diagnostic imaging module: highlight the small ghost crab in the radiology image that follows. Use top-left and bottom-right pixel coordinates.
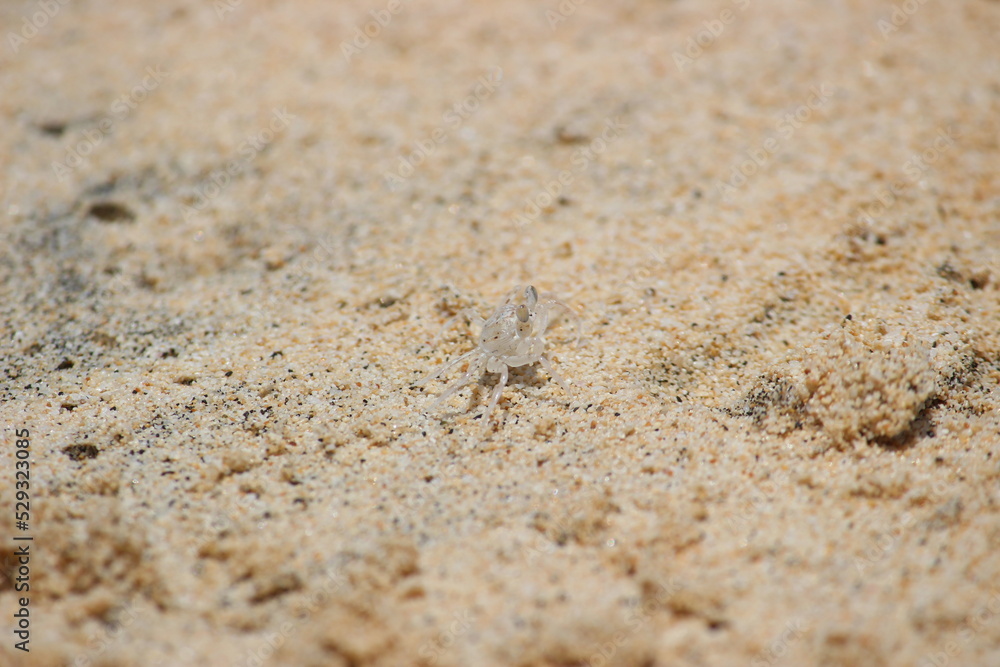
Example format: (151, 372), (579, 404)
(416, 285), (578, 427)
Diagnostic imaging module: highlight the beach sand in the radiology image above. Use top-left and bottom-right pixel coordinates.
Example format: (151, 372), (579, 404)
(2, 0), (1000, 665)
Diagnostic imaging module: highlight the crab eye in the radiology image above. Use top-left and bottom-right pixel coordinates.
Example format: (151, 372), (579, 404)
(516, 304), (529, 322)
(525, 286), (538, 309)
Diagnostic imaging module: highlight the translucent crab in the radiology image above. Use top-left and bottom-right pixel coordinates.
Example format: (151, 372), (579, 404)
(416, 285), (578, 427)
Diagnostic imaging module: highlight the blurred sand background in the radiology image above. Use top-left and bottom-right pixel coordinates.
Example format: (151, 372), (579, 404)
(2, 0), (1000, 665)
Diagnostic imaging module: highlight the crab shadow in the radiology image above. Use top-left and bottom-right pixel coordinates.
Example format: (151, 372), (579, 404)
(436, 365), (566, 421)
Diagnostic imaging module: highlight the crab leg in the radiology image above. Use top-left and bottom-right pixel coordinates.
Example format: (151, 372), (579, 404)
(414, 348), (478, 386)
(427, 356), (485, 412)
(539, 355), (572, 395)
(482, 365), (509, 426)
(433, 308), (485, 344)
